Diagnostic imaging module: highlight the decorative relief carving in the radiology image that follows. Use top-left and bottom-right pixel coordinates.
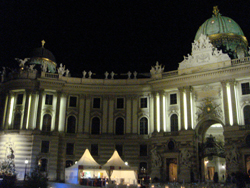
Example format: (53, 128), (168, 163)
(196, 97), (222, 121)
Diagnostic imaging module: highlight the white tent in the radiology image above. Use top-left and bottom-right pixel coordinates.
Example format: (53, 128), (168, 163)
(103, 150), (138, 185)
(65, 149), (108, 184)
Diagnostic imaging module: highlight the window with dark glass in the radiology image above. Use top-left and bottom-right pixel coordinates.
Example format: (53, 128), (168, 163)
(41, 141), (50, 153)
(140, 145), (147, 156)
(115, 117), (124, 135)
(115, 144), (123, 156)
(66, 143), (74, 155)
(93, 98), (101, 108)
(69, 96), (77, 107)
(16, 94), (23, 105)
(140, 117), (148, 135)
(171, 114), (178, 132)
(117, 98), (124, 109)
(38, 158), (48, 172)
(140, 97), (147, 108)
(241, 83), (250, 95)
(13, 113), (21, 130)
(42, 114), (51, 132)
(67, 116), (76, 133)
(45, 94), (53, 105)
(244, 105), (250, 125)
(91, 144), (98, 156)
(170, 94), (177, 105)
(91, 117), (100, 135)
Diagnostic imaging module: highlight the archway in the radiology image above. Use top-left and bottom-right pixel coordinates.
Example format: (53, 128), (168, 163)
(195, 119), (225, 182)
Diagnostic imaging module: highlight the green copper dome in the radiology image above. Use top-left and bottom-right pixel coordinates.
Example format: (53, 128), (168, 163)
(194, 6), (248, 59)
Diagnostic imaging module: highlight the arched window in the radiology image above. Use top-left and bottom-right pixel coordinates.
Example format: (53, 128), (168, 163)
(42, 114), (51, 131)
(91, 117), (100, 135)
(38, 158), (48, 172)
(244, 105), (250, 125)
(66, 160), (74, 168)
(171, 114), (178, 132)
(140, 117), (148, 135)
(67, 116), (76, 133)
(115, 117), (124, 135)
(13, 113), (21, 130)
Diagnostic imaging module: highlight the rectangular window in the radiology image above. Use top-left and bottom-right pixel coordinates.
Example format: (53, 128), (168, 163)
(140, 145), (147, 156)
(170, 94), (177, 105)
(16, 94), (23, 105)
(69, 96), (77, 107)
(91, 144), (98, 156)
(241, 83), (250, 95)
(117, 98), (124, 109)
(93, 98), (101, 108)
(115, 144), (123, 156)
(45, 94), (53, 105)
(66, 143), (74, 155)
(140, 97), (147, 108)
(41, 141), (50, 153)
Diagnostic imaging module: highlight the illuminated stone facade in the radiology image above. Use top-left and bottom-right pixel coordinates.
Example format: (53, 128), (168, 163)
(0, 8), (250, 183)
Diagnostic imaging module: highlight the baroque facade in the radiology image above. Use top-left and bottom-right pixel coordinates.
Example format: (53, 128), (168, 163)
(0, 7), (250, 183)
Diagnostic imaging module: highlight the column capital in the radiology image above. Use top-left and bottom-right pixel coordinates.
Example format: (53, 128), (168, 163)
(178, 87), (186, 92)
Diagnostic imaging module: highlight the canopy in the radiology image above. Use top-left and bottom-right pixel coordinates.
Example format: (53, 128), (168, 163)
(65, 149), (107, 184)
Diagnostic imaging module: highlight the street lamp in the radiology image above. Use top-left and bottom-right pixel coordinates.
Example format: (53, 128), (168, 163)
(24, 158), (28, 180)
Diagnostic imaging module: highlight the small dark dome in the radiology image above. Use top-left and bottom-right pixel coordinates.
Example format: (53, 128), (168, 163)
(30, 47), (56, 62)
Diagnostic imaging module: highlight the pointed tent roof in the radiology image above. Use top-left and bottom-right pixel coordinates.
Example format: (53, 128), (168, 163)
(103, 150), (130, 169)
(66, 148), (100, 170)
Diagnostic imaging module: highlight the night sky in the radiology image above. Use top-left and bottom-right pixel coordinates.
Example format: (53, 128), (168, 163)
(0, 0), (249, 77)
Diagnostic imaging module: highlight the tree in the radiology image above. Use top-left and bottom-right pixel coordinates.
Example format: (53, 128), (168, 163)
(24, 167), (48, 188)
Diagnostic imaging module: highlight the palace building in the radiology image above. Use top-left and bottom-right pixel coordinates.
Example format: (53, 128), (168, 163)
(0, 6), (250, 182)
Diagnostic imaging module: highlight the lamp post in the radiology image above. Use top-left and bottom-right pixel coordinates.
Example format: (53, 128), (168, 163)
(24, 158), (28, 180)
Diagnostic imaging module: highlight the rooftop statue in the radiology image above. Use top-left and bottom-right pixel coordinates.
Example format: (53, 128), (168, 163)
(15, 58), (30, 67)
(58, 63), (66, 75)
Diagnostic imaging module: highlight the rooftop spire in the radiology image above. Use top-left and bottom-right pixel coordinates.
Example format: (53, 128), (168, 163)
(41, 40), (45, 48)
(213, 6), (219, 16)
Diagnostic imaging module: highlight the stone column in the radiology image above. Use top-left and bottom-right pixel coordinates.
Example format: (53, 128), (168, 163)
(159, 91), (165, 132)
(229, 80), (238, 126)
(126, 95), (132, 134)
(36, 89), (44, 130)
(84, 95), (91, 133)
(132, 95), (138, 134)
(54, 91), (62, 132)
(221, 81), (230, 126)
(108, 95), (114, 134)
(22, 90), (32, 130)
(179, 87), (185, 130)
(149, 93), (154, 134)
(102, 95), (108, 133)
(186, 86), (192, 130)
(28, 91), (38, 129)
(78, 94), (85, 133)
(5, 91), (13, 129)
(2, 92), (10, 129)
(153, 92), (158, 132)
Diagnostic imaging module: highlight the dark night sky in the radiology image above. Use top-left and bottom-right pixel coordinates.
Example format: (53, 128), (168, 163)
(0, 0), (249, 77)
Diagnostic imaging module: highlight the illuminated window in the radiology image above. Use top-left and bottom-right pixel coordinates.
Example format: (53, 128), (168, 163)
(45, 94), (53, 105)
(67, 116), (76, 133)
(117, 98), (124, 109)
(91, 117), (100, 135)
(42, 114), (51, 131)
(139, 162), (147, 173)
(140, 97), (147, 108)
(171, 114), (178, 132)
(140, 117), (148, 135)
(69, 96), (77, 107)
(41, 141), (50, 153)
(38, 158), (48, 172)
(140, 145), (147, 156)
(244, 106), (250, 125)
(66, 143), (74, 155)
(115, 144), (123, 156)
(16, 94), (23, 105)
(13, 113), (21, 130)
(170, 94), (177, 105)
(91, 144), (98, 156)
(241, 83), (250, 95)
(115, 117), (124, 135)
(93, 98), (100, 108)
